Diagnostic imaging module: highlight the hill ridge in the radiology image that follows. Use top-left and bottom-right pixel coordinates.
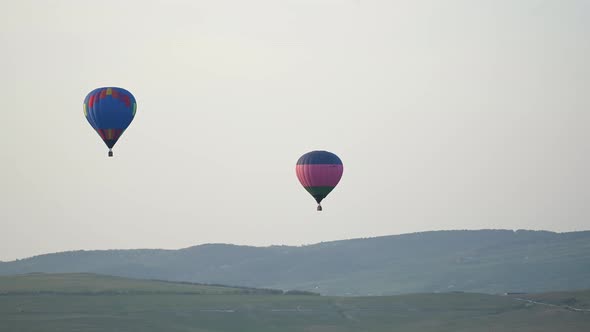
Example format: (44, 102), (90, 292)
(1, 229), (589, 296)
(10, 229), (578, 262)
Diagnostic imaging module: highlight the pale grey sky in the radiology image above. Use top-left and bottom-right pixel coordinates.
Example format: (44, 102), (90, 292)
(1, 0), (589, 261)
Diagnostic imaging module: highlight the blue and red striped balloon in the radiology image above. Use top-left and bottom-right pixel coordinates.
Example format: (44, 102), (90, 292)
(84, 87), (137, 157)
(296, 151), (343, 211)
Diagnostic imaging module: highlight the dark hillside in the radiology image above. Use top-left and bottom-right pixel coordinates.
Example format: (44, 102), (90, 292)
(1, 230), (589, 295)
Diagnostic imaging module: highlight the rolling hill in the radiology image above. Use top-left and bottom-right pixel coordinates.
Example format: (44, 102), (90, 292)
(1, 273), (589, 332)
(1, 229), (589, 295)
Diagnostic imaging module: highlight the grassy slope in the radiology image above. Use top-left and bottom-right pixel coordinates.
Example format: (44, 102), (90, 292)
(0, 274), (589, 332)
(0, 273), (275, 295)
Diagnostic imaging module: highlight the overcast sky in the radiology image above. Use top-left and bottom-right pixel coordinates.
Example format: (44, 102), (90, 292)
(1, 0), (589, 261)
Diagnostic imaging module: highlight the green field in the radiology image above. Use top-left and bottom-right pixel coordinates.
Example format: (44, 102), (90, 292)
(1, 274), (589, 332)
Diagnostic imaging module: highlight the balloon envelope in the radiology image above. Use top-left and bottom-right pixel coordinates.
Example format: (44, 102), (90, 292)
(83, 87), (136, 156)
(296, 150), (343, 210)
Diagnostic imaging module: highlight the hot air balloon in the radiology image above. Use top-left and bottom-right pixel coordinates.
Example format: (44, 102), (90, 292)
(296, 150), (343, 211)
(83, 87), (137, 157)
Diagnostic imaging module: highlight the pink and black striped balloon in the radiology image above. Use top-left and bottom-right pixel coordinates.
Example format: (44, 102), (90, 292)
(296, 151), (343, 211)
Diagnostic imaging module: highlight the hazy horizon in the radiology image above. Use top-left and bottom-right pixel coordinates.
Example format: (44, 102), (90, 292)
(2, 0), (589, 261)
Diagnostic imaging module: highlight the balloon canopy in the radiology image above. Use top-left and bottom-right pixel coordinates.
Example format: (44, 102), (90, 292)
(296, 150), (343, 211)
(83, 87), (137, 157)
